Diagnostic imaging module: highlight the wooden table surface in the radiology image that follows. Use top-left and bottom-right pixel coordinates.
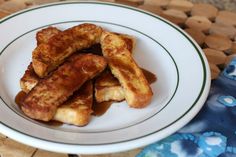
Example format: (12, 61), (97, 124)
(0, 0), (236, 156)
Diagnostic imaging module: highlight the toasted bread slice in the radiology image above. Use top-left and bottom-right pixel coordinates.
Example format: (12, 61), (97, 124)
(53, 81), (93, 126)
(20, 27), (61, 93)
(32, 23), (103, 77)
(95, 70), (124, 102)
(22, 54), (107, 121)
(100, 31), (153, 108)
(95, 33), (136, 102)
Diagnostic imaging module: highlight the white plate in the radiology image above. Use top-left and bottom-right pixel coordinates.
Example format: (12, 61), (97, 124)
(0, 1), (210, 154)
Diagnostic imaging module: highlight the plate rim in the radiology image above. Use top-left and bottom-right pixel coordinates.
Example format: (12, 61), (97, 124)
(0, 1), (211, 154)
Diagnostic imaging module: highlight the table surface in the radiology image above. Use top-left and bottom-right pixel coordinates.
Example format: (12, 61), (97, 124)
(0, 0), (236, 157)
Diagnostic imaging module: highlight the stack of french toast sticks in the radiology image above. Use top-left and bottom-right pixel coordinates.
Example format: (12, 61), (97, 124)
(18, 23), (156, 126)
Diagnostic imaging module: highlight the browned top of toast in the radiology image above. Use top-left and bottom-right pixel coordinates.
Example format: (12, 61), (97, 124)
(101, 31), (153, 108)
(22, 54), (107, 121)
(32, 23), (103, 77)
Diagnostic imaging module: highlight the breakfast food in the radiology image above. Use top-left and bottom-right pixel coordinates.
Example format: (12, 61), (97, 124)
(20, 63), (94, 126)
(22, 54), (107, 121)
(17, 23), (155, 126)
(32, 23), (103, 77)
(20, 31), (136, 93)
(100, 31), (153, 108)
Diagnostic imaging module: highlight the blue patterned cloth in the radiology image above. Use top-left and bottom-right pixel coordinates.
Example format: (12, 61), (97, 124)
(137, 57), (236, 157)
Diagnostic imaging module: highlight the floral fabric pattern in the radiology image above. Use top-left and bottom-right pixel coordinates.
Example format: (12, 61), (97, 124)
(137, 57), (236, 157)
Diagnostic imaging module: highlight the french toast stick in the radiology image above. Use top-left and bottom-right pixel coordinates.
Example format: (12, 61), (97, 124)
(32, 23), (103, 78)
(20, 27), (61, 93)
(95, 33), (136, 102)
(100, 31), (153, 108)
(20, 65), (93, 126)
(53, 80), (93, 126)
(22, 54), (107, 121)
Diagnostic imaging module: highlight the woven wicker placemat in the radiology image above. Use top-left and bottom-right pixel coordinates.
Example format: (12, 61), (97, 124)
(0, 0), (236, 156)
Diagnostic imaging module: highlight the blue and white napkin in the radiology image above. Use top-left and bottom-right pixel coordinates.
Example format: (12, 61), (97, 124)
(137, 57), (236, 157)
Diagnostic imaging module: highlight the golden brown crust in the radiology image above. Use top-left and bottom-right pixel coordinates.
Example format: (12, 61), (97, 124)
(53, 81), (93, 126)
(100, 31), (153, 108)
(32, 23), (103, 77)
(22, 54), (107, 121)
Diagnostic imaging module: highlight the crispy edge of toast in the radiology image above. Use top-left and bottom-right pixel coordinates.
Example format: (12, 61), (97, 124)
(100, 31), (153, 108)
